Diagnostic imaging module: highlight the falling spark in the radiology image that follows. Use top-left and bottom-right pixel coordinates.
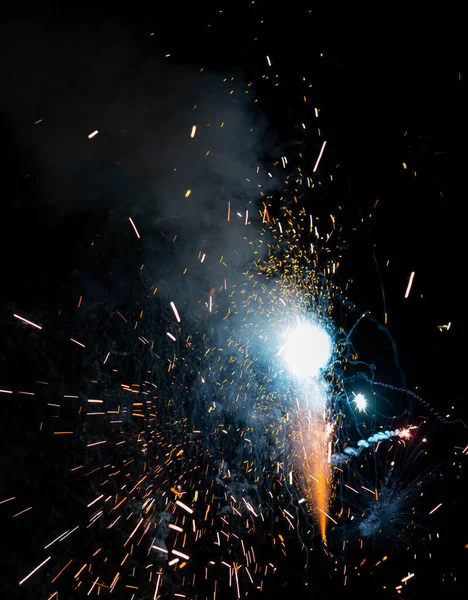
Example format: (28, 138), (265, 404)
(13, 313), (42, 330)
(13, 506), (32, 518)
(87, 495), (104, 508)
(88, 130), (98, 139)
(317, 508), (338, 525)
(175, 499), (194, 514)
(154, 572), (162, 599)
(429, 503), (443, 515)
(129, 217), (141, 239)
(313, 141), (327, 172)
(190, 125), (197, 138)
(19, 556), (52, 585)
(172, 549), (190, 561)
(405, 271), (415, 298)
(170, 302), (181, 323)
(0, 496), (15, 504)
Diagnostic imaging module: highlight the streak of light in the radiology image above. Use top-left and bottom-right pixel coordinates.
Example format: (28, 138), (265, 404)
(176, 499), (194, 514)
(172, 549), (190, 560)
(154, 572), (162, 599)
(87, 494), (104, 507)
(313, 141), (327, 172)
(0, 496), (15, 504)
(317, 508), (338, 525)
(44, 530), (70, 549)
(170, 301), (181, 322)
(124, 518), (144, 546)
(13, 507), (32, 517)
(404, 271), (415, 298)
(129, 217), (141, 239)
(429, 503), (443, 515)
(51, 559), (73, 583)
(13, 313), (42, 330)
(19, 556), (52, 585)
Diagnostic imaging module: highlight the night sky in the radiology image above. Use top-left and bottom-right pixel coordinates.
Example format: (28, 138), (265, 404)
(1, 6), (467, 599)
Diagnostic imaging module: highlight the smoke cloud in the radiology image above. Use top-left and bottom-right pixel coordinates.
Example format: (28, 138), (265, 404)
(1, 19), (280, 314)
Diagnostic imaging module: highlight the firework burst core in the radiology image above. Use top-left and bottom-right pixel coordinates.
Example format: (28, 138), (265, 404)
(282, 321), (332, 383)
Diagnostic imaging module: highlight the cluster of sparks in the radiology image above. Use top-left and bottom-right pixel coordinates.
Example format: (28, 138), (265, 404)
(4, 166), (443, 598)
(2, 11), (465, 600)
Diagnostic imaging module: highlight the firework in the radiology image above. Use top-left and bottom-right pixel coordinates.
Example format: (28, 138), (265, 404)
(1, 12), (465, 600)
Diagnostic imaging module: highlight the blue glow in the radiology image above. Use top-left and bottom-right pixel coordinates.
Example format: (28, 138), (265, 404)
(353, 393), (367, 412)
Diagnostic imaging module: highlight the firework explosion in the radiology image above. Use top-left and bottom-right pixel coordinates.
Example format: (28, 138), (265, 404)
(1, 9), (467, 600)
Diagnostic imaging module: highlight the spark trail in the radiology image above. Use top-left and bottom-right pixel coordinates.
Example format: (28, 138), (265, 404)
(280, 321), (334, 538)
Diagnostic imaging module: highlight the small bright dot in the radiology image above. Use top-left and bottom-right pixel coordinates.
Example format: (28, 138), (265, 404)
(282, 321), (331, 379)
(353, 393), (367, 412)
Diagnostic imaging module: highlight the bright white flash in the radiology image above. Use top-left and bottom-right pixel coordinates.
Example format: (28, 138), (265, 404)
(283, 322), (332, 379)
(353, 393), (367, 412)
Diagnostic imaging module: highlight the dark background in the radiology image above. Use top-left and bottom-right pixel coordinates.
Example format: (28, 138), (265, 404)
(1, 4), (466, 599)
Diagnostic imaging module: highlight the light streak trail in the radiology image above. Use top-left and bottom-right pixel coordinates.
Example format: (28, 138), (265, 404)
(128, 217), (141, 239)
(176, 499), (194, 514)
(170, 301), (181, 322)
(19, 556), (52, 585)
(429, 503), (443, 515)
(313, 140), (327, 172)
(405, 271), (415, 298)
(13, 313), (42, 330)
(172, 549), (190, 560)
